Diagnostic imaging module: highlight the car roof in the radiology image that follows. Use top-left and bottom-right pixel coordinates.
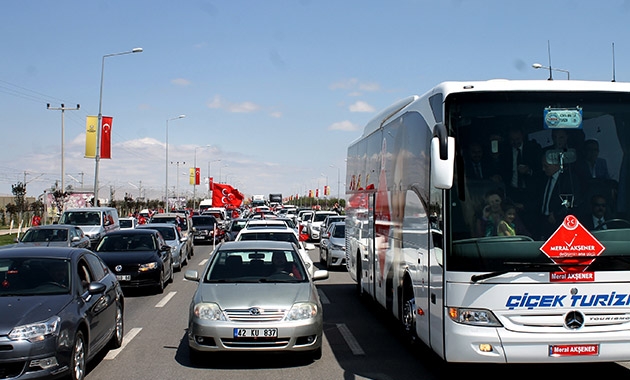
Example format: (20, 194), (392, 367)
(25, 224), (78, 230)
(0, 246), (84, 259)
(216, 240), (297, 251)
(137, 222), (176, 228)
(103, 229), (158, 236)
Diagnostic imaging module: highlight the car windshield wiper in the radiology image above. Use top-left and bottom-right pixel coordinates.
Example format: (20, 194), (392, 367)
(471, 262), (562, 283)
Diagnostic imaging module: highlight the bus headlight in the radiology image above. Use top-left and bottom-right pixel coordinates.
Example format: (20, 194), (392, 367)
(448, 307), (502, 327)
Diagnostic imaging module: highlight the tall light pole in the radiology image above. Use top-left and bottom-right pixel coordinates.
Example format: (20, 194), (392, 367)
(165, 115), (186, 209)
(330, 164), (341, 200)
(93, 47), (143, 205)
(171, 161), (185, 210)
(193, 145), (210, 209)
(219, 163), (228, 183)
(207, 159), (221, 198)
(47, 103), (80, 193)
(532, 63), (570, 80)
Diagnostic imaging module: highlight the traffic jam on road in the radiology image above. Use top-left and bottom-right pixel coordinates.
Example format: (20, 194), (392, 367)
(0, 201), (347, 379)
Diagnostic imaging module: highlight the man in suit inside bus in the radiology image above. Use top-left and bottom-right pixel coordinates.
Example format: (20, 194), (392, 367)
(538, 154), (581, 238)
(501, 127), (543, 225)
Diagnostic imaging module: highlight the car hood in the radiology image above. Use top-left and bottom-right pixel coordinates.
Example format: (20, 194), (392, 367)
(197, 283), (315, 309)
(79, 226), (101, 236)
(0, 295), (71, 334)
(96, 251), (159, 265)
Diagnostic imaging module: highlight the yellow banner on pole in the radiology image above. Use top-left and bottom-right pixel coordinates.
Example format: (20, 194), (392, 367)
(85, 116), (98, 158)
(189, 167), (195, 185)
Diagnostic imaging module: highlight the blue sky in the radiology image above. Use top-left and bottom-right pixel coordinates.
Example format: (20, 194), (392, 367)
(2, 0), (630, 203)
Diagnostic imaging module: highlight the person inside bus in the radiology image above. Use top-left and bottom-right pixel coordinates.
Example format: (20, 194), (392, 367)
(465, 141), (500, 182)
(500, 127), (543, 225)
(475, 189), (505, 237)
(579, 194), (609, 231)
(537, 154), (582, 239)
(575, 139), (610, 181)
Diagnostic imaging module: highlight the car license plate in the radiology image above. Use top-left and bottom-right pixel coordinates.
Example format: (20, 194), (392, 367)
(233, 328), (278, 338)
(116, 275), (131, 281)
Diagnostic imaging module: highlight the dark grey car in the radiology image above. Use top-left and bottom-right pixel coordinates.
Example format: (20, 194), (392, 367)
(0, 247), (124, 380)
(14, 224), (91, 249)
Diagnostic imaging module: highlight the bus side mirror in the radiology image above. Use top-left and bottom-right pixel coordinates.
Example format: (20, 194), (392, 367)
(431, 136), (455, 189)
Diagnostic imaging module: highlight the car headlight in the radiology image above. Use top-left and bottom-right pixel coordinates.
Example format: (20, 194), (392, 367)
(331, 243), (345, 250)
(194, 302), (226, 320)
(286, 302), (318, 321)
(139, 262), (159, 272)
(448, 307), (502, 327)
(9, 316), (60, 342)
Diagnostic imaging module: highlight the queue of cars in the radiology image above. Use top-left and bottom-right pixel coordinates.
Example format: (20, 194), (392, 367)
(1, 203), (342, 377)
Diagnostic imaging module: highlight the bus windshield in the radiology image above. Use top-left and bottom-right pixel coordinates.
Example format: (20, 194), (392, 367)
(448, 90), (630, 273)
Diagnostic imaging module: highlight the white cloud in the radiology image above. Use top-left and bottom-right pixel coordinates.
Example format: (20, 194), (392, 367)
(171, 78), (191, 86)
(349, 101), (375, 113)
(206, 95), (261, 113)
(328, 120), (360, 131)
(269, 111), (283, 118)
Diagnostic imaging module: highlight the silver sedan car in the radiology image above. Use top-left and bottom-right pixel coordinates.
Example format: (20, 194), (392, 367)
(185, 240), (328, 362)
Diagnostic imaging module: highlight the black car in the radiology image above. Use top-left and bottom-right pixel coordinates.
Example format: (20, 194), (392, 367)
(0, 246), (124, 380)
(191, 215), (219, 244)
(94, 229), (174, 294)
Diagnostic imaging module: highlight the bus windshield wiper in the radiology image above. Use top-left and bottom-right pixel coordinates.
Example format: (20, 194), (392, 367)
(470, 262), (563, 283)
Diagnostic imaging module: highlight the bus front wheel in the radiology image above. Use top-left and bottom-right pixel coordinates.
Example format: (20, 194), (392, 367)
(400, 281), (417, 346)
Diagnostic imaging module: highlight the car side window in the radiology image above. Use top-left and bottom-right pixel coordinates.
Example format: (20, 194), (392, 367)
(77, 259), (94, 292)
(84, 253), (106, 281)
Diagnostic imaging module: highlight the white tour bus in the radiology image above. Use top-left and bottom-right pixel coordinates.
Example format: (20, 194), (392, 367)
(345, 79), (630, 363)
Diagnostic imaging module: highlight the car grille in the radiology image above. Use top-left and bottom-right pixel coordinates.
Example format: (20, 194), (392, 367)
(224, 308), (287, 322)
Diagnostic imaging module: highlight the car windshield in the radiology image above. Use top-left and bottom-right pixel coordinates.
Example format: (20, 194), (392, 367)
(144, 227), (175, 240)
(238, 232), (299, 244)
(60, 211), (101, 226)
(21, 228), (68, 242)
(97, 234), (156, 251)
(204, 249), (306, 283)
(332, 224), (345, 238)
(193, 217), (216, 226)
(0, 258), (71, 296)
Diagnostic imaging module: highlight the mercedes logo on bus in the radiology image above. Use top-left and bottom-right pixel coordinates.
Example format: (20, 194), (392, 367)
(565, 311), (585, 330)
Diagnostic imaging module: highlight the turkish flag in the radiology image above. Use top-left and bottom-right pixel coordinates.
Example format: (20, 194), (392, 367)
(100, 116), (113, 159)
(212, 183), (244, 208)
(195, 167), (200, 185)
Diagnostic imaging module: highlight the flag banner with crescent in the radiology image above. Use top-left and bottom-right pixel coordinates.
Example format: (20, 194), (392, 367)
(100, 116), (113, 159)
(85, 116), (98, 158)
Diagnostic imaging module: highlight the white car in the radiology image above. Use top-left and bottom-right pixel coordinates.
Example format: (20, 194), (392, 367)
(319, 221), (346, 268)
(307, 211), (339, 242)
(234, 225), (315, 277)
(137, 223), (191, 271)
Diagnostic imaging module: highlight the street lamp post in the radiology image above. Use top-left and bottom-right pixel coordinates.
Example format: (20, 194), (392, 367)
(219, 164), (228, 183)
(532, 63), (570, 80)
(165, 115), (186, 209)
(93, 47), (142, 205)
(171, 161), (185, 210)
(330, 164), (341, 201)
(207, 159), (221, 198)
(47, 103), (80, 193)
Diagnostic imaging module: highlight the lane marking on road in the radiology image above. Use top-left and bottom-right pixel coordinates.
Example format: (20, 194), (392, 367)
(155, 291), (176, 308)
(104, 327), (142, 360)
(318, 289), (330, 304)
(199, 258), (208, 266)
(337, 323), (365, 355)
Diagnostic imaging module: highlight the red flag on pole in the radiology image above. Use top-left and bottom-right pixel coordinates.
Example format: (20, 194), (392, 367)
(195, 167), (200, 185)
(101, 116), (113, 159)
